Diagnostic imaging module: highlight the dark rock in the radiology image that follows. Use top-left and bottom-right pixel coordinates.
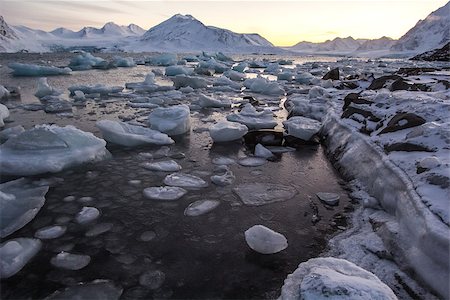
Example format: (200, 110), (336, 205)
(322, 68), (340, 80)
(426, 174), (450, 189)
(243, 95), (261, 106)
(410, 42), (450, 62)
(343, 93), (373, 110)
(341, 106), (381, 122)
(368, 75), (402, 90)
(384, 143), (434, 153)
(379, 113), (426, 134)
(284, 135), (320, 148)
(390, 78), (428, 92)
(437, 80), (450, 89)
(396, 67), (440, 76)
(243, 130), (284, 147)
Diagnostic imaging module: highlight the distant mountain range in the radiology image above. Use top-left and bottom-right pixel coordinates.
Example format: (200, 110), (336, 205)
(0, 1), (448, 55)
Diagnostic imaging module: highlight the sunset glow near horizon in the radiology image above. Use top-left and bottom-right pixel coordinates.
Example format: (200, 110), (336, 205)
(2, 0), (448, 46)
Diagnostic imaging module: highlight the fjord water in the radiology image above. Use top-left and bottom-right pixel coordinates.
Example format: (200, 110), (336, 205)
(0, 53), (352, 299)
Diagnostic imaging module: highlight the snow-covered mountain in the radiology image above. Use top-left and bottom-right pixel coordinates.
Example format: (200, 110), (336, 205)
(391, 1), (449, 53)
(356, 36), (395, 51)
(0, 16), (48, 52)
(290, 37), (366, 53)
(51, 22), (145, 39)
(131, 14), (276, 52)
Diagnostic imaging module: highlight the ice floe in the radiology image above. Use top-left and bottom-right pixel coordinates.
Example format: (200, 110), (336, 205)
(147, 104), (191, 136)
(35, 225), (66, 239)
(198, 93), (231, 108)
(147, 53), (177, 66)
(75, 207), (100, 224)
(316, 192), (340, 206)
(243, 76), (284, 95)
(165, 65), (194, 76)
(172, 74), (209, 89)
(234, 183), (297, 206)
(209, 120), (248, 142)
(184, 199), (220, 216)
(227, 104), (277, 129)
(164, 173), (208, 188)
(68, 52), (107, 70)
(238, 157), (267, 167)
(283, 116), (322, 140)
(8, 62), (72, 76)
(50, 252), (91, 270)
(0, 178), (49, 238)
(143, 186), (187, 201)
(280, 257), (397, 300)
(142, 160), (182, 172)
(68, 84), (123, 96)
(0, 238), (42, 278)
(34, 77), (62, 98)
(96, 120), (174, 147)
(0, 103), (10, 127)
(0, 125), (110, 176)
(211, 165), (235, 186)
(0, 125), (25, 141)
(244, 225), (288, 254)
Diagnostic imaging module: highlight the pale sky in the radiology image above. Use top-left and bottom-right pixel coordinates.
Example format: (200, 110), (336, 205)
(1, 0), (448, 46)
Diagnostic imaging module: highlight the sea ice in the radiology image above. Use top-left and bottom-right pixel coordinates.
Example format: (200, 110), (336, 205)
(0, 125), (110, 176)
(238, 157), (267, 167)
(283, 116), (322, 140)
(50, 252), (91, 270)
(112, 56), (136, 67)
(46, 280), (123, 300)
(280, 257), (397, 300)
(164, 173), (208, 188)
(142, 160), (182, 172)
(143, 186), (187, 201)
(234, 183), (297, 206)
(0, 178), (49, 238)
(96, 120), (174, 147)
(147, 104), (191, 136)
(295, 72), (315, 84)
(8, 63), (72, 76)
(172, 74), (209, 89)
(209, 120), (248, 142)
(69, 52), (106, 70)
(147, 53), (177, 66)
(198, 94), (232, 108)
(34, 78), (61, 98)
(316, 192), (340, 206)
(211, 166), (235, 186)
(0, 125), (25, 142)
(212, 156), (236, 165)
(244, 225), (288, 254)
(226, 104), (277, 129)
(0, 238), (42, 278)
(243, 76), (284, 95)
(75, 207), (100, 224)
(213, 76), (242, 90)
(0, 103), (10, 127)
(139, 270), (166, 289)
(68, 84), (123, 96)
(232, 62), (248, 72)
(184, 200), (220, 216)
(35, 225), (66, 239)
(224, 70), (246, 81)
(254, 143), (274, 158)
(165, 65), (194, 76)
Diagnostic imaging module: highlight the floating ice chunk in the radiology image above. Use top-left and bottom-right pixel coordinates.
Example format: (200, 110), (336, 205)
(172, 75), (208, 89)
(85, 223), (113, 237)
(227, 104), (277, 130)
(212, 156), (236, 165)
(196, 58), (228, 74)
(139, 270), (166, 289)
(211, 166), (235, 186)
(0, 104), (10, 127)
(280, 257), (397, 300)
(165, 65), (194, 76)
(0, 86), (10, 100)
(34, 78), (62, 99)
(147, 104), (191, 136)
(69, 52), (106, 70)
(213, 76), (242, 90)
(209, 121), (248, 143)
(51, 252), (91, 270)
(164, 173), (208, 188)
(285, 96), (330, 121)
(234, 183), (297, 206)
(224, 70), (246, 81)
(184, 200), (220, 216)
(0, 238), (42, 278)
(0, 125), (110, 176)
(140, 231), (157, 241)
(142, 160), (182, 172)
(308, 86), (329, 99)
(295, 72), (315, 84)
(283, 116), (322, 140)
(244, 77), (284, 95)
(76, 207), (100, 224)
(73, 90), (86, 101)
(232, 62), (248, 73)
(112, 56), (136, 67)
(8, 63), (72, 76)
(277, 72), (295, 81)
(143, 186), (187, 201)
(46, 280), (123, 300)
(419, 156), (440, 169)
(254, 143), (274, 159)
(238, 157), (267, 167)
(198, 94), (232, 108)
(147, 53), (177, 66)
(68, 84), (123, 96)
(244, 225), (288, 254)
(0, 178), (49, 238)
(35, 225), (66, 239)
(0, 125), (25, 142)
(316, 192), (340, 206)
(96, 120), (174, 147)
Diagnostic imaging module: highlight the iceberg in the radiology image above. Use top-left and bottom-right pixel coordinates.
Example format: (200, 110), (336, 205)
(244, 225), (288, 254)
(226, 104), (277, 130)
(283, 116), (322, 140)
(0, 178), (49, 238)
(0, 125), (110, 176)
(147, 104), (191, 136)
(46, 280), (123, 300)
(243, 76), (284, 95)
(8, 63), (72, 76)
(112, 56), (136, 67)
(184, 200), (220, 216)
(280, 257), (397, 300)
(51, 252), (91, 270)
(172, 75), (209, 89)
(34, 78), (62, 99)
(147, 53), (177, 66)
(69, 52), (107, 70)
(96, 120), (174, 147)
(165, 65), (194, 76)
(234, 183), (297, 206)
(0, 103), (10, 127)
(164, 173), (208, 188)
(143, 186), (187, 201)
(0, 238), (42, 278)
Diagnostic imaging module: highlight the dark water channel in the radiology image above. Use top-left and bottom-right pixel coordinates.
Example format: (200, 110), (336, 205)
(0, 53), (353, 299)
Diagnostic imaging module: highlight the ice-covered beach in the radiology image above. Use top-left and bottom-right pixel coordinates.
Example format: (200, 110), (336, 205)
(0, 49), (448, 299)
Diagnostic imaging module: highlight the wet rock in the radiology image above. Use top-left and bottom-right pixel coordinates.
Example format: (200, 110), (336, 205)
(427, 174), (450, 189)
(384, 142), (434, 153)
(410, 43), (450, 62)
(343, 93), (373, 110)
(341, 106), (381, 122)
(379, 113), (426, 134)
(368, 75), (402, 90)
(390, 78), (428, 92)
(322, 68), (339, 80)
(396, 67), (441, 76)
